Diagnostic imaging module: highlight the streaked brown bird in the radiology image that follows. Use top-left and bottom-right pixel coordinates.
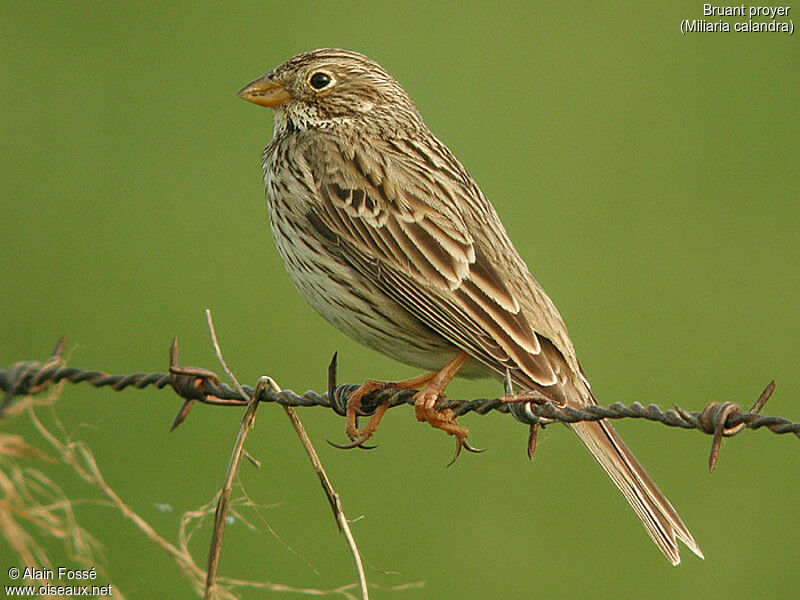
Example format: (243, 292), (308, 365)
(239, 48), (703, 565)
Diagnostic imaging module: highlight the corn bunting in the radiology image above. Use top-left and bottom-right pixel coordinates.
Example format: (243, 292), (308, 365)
(239, 48), (702, 565)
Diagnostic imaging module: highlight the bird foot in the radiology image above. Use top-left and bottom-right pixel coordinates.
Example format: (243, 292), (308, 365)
(414, 389), (484, 465)
(333, 353), (475, 461)
(338, 379), (393, 449)
(334, 373), (437, 449)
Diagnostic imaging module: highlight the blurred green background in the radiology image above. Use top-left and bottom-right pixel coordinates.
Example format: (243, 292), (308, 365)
(1, 2), (798, 598)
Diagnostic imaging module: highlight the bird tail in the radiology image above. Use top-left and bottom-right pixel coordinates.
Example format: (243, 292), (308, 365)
(569, 416), (704, 565)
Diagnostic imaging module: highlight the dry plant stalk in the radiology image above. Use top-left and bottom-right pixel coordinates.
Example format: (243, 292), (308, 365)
(202, 309), (370, 600)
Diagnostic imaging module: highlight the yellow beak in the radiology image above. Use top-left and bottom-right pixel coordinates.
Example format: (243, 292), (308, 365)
(237, 74), (291, 107)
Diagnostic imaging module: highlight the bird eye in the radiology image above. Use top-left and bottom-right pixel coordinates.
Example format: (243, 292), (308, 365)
(309, 72), (333, 90)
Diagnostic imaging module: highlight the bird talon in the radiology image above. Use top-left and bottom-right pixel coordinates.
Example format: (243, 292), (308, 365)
(446, 435), (481, 467)
(446, 441), (463, 467)
(327, 437), (378, 450)
(461, 439), (485, 454)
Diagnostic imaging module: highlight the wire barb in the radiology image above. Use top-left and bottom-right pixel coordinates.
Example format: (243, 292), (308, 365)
(701, 380), (777, 472)
(1, 335), (68, 417)
(1, 341), (796, 471)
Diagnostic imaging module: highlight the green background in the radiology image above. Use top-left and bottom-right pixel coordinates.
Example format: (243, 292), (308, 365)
(2, 2), (798, 598)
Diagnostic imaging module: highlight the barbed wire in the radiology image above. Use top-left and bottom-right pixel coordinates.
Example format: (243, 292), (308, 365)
(1, 337), (797, 470)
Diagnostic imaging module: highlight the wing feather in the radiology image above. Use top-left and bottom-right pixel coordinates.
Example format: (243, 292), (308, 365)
(309, 133), (561, 388)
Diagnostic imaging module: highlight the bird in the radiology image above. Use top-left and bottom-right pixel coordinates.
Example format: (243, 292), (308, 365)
(238, 48), (703, 565)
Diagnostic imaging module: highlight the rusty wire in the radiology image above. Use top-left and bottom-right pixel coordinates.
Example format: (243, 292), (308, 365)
(1, 337), (797, 471)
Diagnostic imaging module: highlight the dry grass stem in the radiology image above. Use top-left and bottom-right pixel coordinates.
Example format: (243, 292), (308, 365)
(279, 385), (370, 600)
(203, 309), (370, 599)
(203, 310), (264, 599)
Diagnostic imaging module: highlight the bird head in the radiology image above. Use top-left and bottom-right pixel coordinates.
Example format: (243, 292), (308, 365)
(238, 48), (421, 133)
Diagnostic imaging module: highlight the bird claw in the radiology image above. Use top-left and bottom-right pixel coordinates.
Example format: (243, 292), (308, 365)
(462, 439), (485, 454)
(446, 435), (485, 467)
(327, 437), (378, 450)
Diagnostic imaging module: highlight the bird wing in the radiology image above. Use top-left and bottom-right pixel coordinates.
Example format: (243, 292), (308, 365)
(304, 131), (571, 388)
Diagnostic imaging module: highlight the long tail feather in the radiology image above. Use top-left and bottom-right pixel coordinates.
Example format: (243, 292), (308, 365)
(570, 418), (703, 565)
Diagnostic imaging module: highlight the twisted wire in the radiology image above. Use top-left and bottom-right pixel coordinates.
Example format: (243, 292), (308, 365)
(2, 348), (797, 445)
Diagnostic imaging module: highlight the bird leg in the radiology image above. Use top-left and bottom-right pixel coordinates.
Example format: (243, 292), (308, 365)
(338, 351), (479, 462)
(340, 371), (439, 448)
(413, 351), (482, 463)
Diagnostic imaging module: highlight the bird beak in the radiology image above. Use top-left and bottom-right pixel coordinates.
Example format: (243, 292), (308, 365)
(237, 74), (291, 107)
